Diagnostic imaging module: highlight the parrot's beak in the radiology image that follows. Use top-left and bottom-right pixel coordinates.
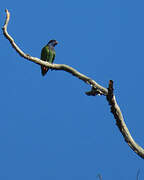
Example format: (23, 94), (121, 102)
(55, 41), (58, 45)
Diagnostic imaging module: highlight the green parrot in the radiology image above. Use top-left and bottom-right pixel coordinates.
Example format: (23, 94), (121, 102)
(40, 39), (58, 76)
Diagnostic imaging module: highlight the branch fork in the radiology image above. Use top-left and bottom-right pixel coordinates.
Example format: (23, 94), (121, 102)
(3, 9), (144, 159)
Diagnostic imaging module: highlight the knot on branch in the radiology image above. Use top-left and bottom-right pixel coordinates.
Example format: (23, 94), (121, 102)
(85, 87), (104, 96)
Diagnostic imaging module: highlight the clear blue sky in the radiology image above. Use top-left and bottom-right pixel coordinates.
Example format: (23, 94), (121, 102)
(1, 0), (144, 179)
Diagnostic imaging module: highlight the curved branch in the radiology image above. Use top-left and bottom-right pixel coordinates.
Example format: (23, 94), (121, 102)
(107, 80), (144, 158)
(2, 9), (107, 96)
(2, 9), (144, 159)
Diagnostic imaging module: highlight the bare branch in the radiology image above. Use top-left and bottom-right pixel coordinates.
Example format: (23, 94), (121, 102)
(2, 9), (144, 159)
(106, 80), (144, 158)
(2, 9), (107, 96)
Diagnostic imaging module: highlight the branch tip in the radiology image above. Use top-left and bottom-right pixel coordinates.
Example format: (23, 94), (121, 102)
(108, 80), (114, 93)
(5, 9), (10, 19)
(106, 80), (114, 104)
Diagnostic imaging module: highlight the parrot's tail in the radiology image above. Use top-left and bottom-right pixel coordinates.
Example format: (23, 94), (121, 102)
(41, 65), (49, 76)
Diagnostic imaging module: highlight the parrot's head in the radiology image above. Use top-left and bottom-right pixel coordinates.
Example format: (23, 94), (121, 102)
(48, 39), (58, 47)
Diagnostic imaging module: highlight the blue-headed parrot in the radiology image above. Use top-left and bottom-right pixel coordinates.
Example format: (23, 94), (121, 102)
(40, 39), (58, 76)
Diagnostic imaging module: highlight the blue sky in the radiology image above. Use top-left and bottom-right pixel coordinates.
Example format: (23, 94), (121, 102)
(1, 0), (144, 179)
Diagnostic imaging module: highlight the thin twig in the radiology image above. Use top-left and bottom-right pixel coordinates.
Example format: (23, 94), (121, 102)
(2, 9), (144, 159)
(97, 174), (102, 180)
(136, 169), (140, 180)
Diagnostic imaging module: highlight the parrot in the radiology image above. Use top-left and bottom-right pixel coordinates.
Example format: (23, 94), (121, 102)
(40, 39), (58, 76)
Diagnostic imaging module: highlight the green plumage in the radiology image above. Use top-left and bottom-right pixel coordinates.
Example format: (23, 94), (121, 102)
(40, 40), (58, 76)
(41, 45), (55, 64)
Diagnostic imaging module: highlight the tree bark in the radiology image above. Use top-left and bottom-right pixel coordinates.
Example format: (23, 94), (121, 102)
(3, 9), (144, 159)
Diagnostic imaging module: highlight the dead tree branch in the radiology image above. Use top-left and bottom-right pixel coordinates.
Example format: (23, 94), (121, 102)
(2, 9), (107, 96)
(2, 9), (144, 159)
(106, 80), (144, 158)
